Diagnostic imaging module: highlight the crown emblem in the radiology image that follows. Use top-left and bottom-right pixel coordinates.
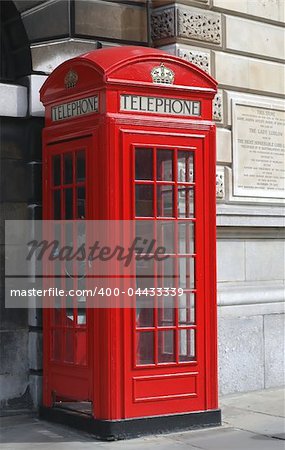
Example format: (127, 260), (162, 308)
(151, 63), (175, 85)
(64, 70), (78, 88)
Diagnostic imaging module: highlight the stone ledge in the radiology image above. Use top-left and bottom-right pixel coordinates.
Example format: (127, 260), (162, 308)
(31, 39), (100, 74)
(0, 84), (27, 118)
(218, 282), (285, 307)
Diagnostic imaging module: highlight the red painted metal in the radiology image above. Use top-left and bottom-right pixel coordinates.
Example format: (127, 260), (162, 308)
(41, 46), (218, 420)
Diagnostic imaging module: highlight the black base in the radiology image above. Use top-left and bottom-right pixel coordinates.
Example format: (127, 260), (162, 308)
(39, 406), (221, 441)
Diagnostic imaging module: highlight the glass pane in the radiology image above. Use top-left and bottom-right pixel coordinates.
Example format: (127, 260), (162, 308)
(75, 331), (87, 365)
(64, 329), (74, 363)
(65, 297), (74, 325)
(76, 151), (85, 182)
(179, 292), (195, 325)
(136, 259), (155, 290)
(52, 329), (61, 361)
(157, 257), (175, 288)
(77, 186), (85, 219)
(135, 185), (153, 217)
(179, 257), (195, 289)
(137, 332), (154, 364)
(53, 190), (61, 219)
(178, 151), (194, 182)
(136, 221), (154, 253)
(53, 155), (61, 186)
(179, 329), (195, 362)
(158, 330), (175, 363)
(135, 148), (153, 180)
(178, 186), (194, 218)
(136, 296), (154, 327)
(77, 290), (87, 325)
(179, 222), (195, 254)
(157, 221), (175, 254)
(65, 188), (73, 219)
(157, 150), (173, 181)
(158, 296), (175, 326)
(64, 153), (73, 184)
(157, 185), (174, 217)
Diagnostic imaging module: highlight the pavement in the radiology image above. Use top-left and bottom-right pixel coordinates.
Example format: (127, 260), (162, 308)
(0, 387), (284, 450)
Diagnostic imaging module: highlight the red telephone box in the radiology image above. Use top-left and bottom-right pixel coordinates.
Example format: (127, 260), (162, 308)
(40, 46), (220, 439)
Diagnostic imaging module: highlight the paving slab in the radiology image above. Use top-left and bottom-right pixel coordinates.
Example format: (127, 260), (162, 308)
(0, 388), (284, 450)
(167, 427), (284, 450)
(220, 387), (285, 417)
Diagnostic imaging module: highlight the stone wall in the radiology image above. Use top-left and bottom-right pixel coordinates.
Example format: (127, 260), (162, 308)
(1, 0), (284, 410)
(152, 0), (285, 394)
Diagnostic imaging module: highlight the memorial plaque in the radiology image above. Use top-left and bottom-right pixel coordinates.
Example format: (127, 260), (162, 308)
(233, 103), (285, 199)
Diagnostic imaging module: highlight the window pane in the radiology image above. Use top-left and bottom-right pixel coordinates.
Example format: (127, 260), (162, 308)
(179, 222), (195, 254)
(157, 257), (175, 288)
(179, 329), (195, 362)
(158, 296), (175, 326)
(77, 308), (86, 325)
(178, 186), (194, 218)
(136, 296), (154, 327)
(135, 148), (153, 180)
(65, 188), (73, 219)
(136, 259), (155, 290)
(178, 151), (194, 182)
(179, 292), (195, 325)
(158, 330), (175, 363)
(179, 257), (195, 289)
(157, 150), (173, 181)
(157, 185), (174, 217)
(136, 221), (154, 252)
(77, 186), (85, 219)
(64, 153), (73, 184)
(53, 155), (61, 186)
(53, 190), (61, 219)
(158, 221), (175, 253)
(135, 185), (153, 217)
(76, 151), (85, 182)
(137, 332), (154, 364)
(65, 297), (74, 325)
(157, 221), (175, 254)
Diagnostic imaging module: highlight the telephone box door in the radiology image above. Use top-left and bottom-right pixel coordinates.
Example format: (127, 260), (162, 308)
(43, 135), (93, 404)
(121, 128), (216, 417)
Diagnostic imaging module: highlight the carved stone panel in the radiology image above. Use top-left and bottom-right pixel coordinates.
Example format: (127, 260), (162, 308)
(151, 5), (222, 45)
(177, 47), (210, 73)
(216, 167), (225, 199)
(151, 7), (175, 41)
(177, 7), (221, 45)
(213, 91), (223, 122)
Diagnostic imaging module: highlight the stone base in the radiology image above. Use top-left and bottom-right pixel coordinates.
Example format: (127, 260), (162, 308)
(39, 406), (221, 440)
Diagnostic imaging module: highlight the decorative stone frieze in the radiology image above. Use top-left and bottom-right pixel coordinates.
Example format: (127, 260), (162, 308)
(213, 91), (223, 122)
(178, 48), (210, 73)
(151, 7), (175, 41)
(151, 5), (222, 45)
(177, 7), (221, 45)
(216, 167), (225, 199)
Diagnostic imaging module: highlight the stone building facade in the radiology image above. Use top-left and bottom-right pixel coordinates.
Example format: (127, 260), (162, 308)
(0, 0), (284, 411)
